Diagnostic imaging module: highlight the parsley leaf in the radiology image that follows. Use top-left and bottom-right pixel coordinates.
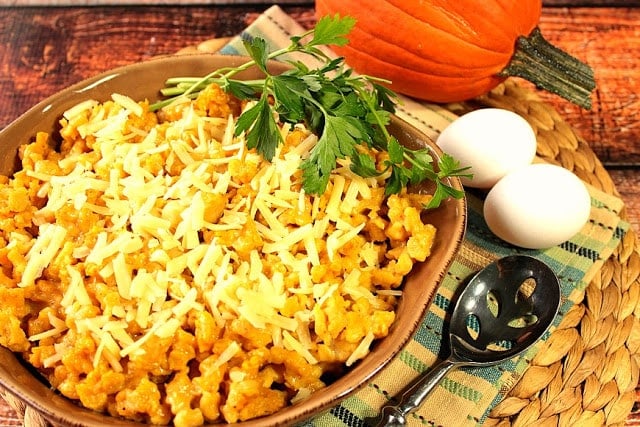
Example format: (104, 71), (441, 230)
(424, 153), (473, 209)
(235, 95), (281, 161)
(350, 152), (381, 178)
(387, 137), (405, 164)
(307, 14), (356, 47)
(242, 36), (269, 74)
(223, 79), (258, 100)
(272, 74), (309, 122)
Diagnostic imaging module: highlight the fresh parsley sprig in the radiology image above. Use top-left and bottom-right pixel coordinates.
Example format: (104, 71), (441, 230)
(151, 15), (471, 208)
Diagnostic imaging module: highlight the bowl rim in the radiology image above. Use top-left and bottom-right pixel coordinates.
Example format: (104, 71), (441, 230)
(0, 53), (467, 426)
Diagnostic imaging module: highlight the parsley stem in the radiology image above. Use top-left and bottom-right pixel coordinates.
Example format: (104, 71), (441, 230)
(200, 28), (316, 83)
(149, 35), (310, 112)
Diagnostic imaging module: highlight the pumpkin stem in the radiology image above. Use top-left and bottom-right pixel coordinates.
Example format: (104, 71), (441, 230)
(500, 27), (595, 109)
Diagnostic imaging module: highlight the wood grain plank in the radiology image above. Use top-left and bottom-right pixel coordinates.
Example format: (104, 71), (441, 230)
(610, 169), (640, 233)
(534, 8), (640, 165)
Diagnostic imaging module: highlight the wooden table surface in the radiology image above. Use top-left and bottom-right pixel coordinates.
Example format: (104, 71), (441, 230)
(0, 2), (638, 426)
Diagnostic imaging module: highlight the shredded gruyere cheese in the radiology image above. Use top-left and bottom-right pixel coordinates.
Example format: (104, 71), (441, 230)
(20, 223), (68, 288)
(0, 85), (437, 426)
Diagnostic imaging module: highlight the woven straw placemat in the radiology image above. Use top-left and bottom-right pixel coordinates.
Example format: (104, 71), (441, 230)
(2, 39), (639, 427)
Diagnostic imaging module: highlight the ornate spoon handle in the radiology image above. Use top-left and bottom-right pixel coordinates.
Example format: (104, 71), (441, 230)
(372, 358), (458, 427)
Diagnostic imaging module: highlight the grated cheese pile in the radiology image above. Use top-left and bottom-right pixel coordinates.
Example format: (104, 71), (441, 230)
(0, 83), (436, 426)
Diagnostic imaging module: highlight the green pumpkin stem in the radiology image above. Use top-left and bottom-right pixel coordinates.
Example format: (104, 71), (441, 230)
(501, 27), (595, 109)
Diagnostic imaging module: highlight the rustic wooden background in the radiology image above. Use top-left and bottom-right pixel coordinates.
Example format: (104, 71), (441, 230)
(0, 2), (638, 425)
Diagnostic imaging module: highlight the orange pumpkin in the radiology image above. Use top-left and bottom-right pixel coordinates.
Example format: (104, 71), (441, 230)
(315, 0), (594, 108)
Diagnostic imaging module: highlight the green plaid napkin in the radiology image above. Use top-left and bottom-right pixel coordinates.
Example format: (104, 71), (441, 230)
(219, 6), (629, 426)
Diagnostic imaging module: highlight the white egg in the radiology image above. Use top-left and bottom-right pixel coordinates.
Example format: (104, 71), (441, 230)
(436, 108), (537, 188)
(483, 164), (591, 249)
